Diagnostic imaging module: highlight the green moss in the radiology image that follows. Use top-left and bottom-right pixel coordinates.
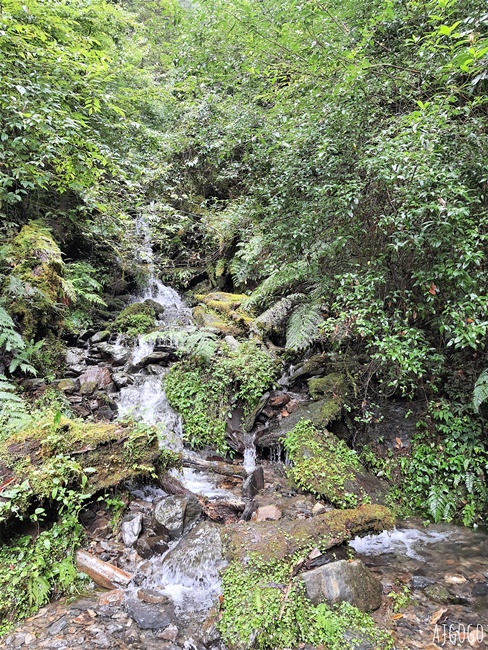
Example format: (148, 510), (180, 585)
(308, 373), (346, 400)
(0, 415), (162, 522)
(111, 302), (155, 336)
(284, 419), (365, 508)
(165, 341), (277, 453)
(192, 305), (240, 335)
(193, 292), (252, 334)
(219, 554), (393, 650)
(6, 222), (66, 339)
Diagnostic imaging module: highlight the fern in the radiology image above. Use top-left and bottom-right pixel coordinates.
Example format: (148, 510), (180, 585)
(243, 261), (309, 311)
(142, 327), (218, 362)
(427, 485), (456, 523)
(0, 306), (25, 353)
(0, 376), (31, 439)
(473, 368), (488, 412)
(286, 302), (324, 351)
(64, 261), (107, 306)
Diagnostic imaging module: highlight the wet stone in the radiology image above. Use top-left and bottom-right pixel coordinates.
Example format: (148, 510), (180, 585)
(125, 598), (174, 630)
(472, 582), (488, 596)
(48, 616), (68, 635)
(411, 575), (435, 590)
(137, 589), (172, 605)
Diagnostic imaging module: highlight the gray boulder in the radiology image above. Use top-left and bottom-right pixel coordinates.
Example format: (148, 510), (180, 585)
(95, 342), (131, 366)
(121, 513), (143, 547)
(125, 598), (174, 630)
(153, 495), (202, 539)
(301, 559), (382, 612)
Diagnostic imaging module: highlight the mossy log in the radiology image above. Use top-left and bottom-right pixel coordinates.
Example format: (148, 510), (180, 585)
(221, 504), (394, 563)
(0, 416), (165, 526)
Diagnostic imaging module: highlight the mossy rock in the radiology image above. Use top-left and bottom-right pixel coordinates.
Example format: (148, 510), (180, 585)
(308, 373), (346, 401)
(221, 503), (394, 563)
(194, 292), (252, 334)
(6, 222), (66, 338)
(284, 420), (387, 507)
(0, 415), (172, 526)
(192, 305), (240, 336)
(111, 302), (156, 336)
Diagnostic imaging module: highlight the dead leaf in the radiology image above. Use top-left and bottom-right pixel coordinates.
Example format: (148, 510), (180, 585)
(395, 437), (403, 449)
(391, 613), (403, 620)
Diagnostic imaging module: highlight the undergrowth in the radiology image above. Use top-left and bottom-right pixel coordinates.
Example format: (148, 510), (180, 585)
(219, 554), (393, 650)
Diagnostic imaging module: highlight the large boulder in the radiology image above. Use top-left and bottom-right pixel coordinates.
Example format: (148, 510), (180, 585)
(94, 342), (131, 366)
(153, 494), (202, 539)
(78, 366), (112, 390)
(301, 559), (383, 612)
(162, 522), (226, 584)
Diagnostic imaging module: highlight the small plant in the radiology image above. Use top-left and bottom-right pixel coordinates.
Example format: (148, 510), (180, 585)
(386, 585), (411, 613)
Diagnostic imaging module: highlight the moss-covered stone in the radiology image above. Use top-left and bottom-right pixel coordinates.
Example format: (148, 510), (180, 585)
(6, 221), (66, 338)
(221, 503), (394, 563)
(284, 420), (387, 507)
(111, 302), (155, 336)
(192, 305), (240, 336)
(308, 373), (346, 401)
(0, 415), (167, 525)
(193, 292), (251, 335)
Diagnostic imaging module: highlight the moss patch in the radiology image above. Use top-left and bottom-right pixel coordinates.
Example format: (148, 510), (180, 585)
(284, 420), (386, 507)
(165, 341), (277, 453)
(221, 503), (394, 563)
(0, 415), (166, 524)
(5, 222), (66, 338)
(111, 302), (155, 336)
(193, 292), (252, 335)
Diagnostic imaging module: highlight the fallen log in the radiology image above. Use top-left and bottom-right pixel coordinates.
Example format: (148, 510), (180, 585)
(203, 498), (245, 524)
(76, 550), (132, 590)
(222, 504), (395, 563)
(182, 452), (247, 478)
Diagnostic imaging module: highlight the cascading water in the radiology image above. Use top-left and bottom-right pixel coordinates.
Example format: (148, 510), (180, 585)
(113, 217), (229, 627)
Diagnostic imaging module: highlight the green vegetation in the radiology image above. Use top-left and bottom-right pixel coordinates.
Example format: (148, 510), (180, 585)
(219, 554), (393, 650)
(111, 302), (156, 336)
(165, 341), (277, 453)
(284, 420), (365, 508)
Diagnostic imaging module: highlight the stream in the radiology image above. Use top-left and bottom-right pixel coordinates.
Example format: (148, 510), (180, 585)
(1, 224), (488, 650)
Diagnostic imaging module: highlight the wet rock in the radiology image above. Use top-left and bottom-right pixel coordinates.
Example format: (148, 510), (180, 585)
(95, 342), (130, 366)
(411, 575), (435, 590)
(444, 573), (467, 584)
(96, 406), (114, 421)
(137, 351), (171, 367)
(162, 522), (226, 583)
(121, 513), (143, 547)
(144, 298), (165, 315)
(243, 392), (269, 432)
(97, 589), (125, 606)
(424, 583), (456, 604)
(79, 366), (112, 390)
(242, 466), (264, 499)
(153, 495), (202, 539)
(301, 559), (383, 611)
(89, 331), (110, 345)
(66, 348), (87, 373)
(269, 392), (291, 408)
(125, 598), (174, 630)
(288, 354), (328, 381)
(48, 616), (68, 635)
(472, 582), (488, 596)
(112, 371), (133, 388)
(251, 505), (282, 522)
(137, 589), (172, 605)
(136, 534), (169, 559)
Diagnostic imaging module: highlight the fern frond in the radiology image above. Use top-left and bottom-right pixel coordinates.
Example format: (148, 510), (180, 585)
(0, 375), (31, 438)
(427, 485), (455, 523)
(286, 303), (324, 351)
(243, 261), (309, 311)
(473, 368), (488, 412)
(141, 327), (218, 362)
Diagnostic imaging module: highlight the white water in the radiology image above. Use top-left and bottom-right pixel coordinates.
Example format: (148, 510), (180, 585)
(350, 527), (450, 561)
(170, 467), (235, 501)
